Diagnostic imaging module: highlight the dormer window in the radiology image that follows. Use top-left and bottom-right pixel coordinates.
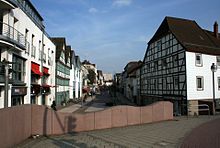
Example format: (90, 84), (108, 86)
(195, 53), (202, 66)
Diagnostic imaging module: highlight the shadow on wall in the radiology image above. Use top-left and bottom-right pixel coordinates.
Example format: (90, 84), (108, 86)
(32, 105), (77, 136)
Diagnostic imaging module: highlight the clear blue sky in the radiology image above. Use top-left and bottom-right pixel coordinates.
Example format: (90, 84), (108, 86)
(31, 0), (220, 73)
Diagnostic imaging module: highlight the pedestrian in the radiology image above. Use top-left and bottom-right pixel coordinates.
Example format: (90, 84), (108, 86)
(51, 100), (57, 111)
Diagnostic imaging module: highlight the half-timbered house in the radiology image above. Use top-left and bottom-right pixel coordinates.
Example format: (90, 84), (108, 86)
(141, 17), (220, 115)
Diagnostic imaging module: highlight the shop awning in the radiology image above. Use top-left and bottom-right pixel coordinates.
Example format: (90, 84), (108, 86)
(43, 67), (49, 75)
(31, 62), (43, 76)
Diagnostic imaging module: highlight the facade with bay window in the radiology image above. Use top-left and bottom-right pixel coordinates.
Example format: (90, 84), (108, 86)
(0, 0), (56, 108)
(141, 17), (220, 115)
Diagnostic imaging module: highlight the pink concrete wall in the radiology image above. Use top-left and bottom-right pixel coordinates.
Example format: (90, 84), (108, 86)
(111, 106), (128, 127)
(164, 102), (173, 120)
(0, 101), (173, 148)
(31, 105), (52, 135)
(141, 105), (153, 124)
(52, 112), (69, 135)
(127, 106), (141, 125)
(95, 109), (112, 130)
(152, 101), (164, 122)
(73, 113), (95, 132)
(0, 105), (32, 148)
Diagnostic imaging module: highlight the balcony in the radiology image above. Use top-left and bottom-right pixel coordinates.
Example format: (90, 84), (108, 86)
(0, 22), (25, 49)
(0, 0), (17, 9)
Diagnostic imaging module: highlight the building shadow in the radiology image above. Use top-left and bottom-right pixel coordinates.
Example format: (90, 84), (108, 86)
(42, 106), (77, 135)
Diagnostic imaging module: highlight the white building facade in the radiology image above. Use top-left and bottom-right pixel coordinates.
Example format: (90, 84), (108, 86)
(0, 0), (56, 108)
(69, 52), (82, 100)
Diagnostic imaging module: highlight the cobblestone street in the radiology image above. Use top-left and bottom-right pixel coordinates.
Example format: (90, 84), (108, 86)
(17, 115), (220, 148)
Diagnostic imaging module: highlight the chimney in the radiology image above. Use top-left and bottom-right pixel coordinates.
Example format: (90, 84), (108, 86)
(214, 21), (218, 38)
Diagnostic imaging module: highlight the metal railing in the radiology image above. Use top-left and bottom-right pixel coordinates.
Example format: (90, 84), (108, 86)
(188, 104), (210, 116)
(0, 22), (25, 47)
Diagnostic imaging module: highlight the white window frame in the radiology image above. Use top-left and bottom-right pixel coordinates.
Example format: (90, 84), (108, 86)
(195, 53), (202, 66)
(196, 76), (204, 91)
(216, 56), (220, 66)
(218, 77), (220, 90)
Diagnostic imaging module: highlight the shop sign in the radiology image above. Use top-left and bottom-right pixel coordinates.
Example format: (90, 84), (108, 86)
(12, 87), (27, 96)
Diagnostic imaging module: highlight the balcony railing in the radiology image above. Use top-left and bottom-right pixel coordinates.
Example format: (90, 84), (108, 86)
(0, 21), (25, 48)
(31, 45), (36, 58)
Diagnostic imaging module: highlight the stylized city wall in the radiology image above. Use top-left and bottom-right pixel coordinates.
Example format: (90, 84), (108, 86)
(0, 101), (173, 148)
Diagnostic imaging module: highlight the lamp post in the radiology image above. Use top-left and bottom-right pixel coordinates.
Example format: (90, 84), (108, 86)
(211, 63), (217, 115)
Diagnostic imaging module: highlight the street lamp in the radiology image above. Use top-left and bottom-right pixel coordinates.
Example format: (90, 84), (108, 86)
(211, 63), (217, 115)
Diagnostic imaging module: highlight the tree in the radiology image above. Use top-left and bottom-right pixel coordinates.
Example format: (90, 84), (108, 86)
(87, 69), (96, 85)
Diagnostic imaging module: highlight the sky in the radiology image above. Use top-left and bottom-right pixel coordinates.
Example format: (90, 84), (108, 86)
(31, 0), (220, 73)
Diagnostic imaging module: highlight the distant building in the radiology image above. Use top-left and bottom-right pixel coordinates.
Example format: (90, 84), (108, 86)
(81, 65), (89, 89)
(74, 56), (82, 99)
(82, 60), (97, 85)
(114, 73), (123, 92)
(97, 70), (104, 86)
(68, 49), (84, 101)
(103, 73), (113, 86)
(123, 61), (142, 102)
(51, 37), (71, 105)
(141, 16), (220, 115)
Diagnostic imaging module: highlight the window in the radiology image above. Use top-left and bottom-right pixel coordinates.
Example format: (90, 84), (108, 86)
(216, 57), (220, 66)
(196, 76), (204, 91)
(195, 54), (202, 66)
(218, 77), (220, 90)
(154, 61), (158, 71)
(31, 34), (34, 46)
(157, 40), (162, 51)
(31, 34), (36, 58)
(39, 41), (41, 60)
(174, 76), (179, 88)
(162, 59), (167, 69)
(12, 55), (25, 82)
(173, 55), (178, 67)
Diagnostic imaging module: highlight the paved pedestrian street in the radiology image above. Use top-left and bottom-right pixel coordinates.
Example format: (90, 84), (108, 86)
(17, 115), (220, 148)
